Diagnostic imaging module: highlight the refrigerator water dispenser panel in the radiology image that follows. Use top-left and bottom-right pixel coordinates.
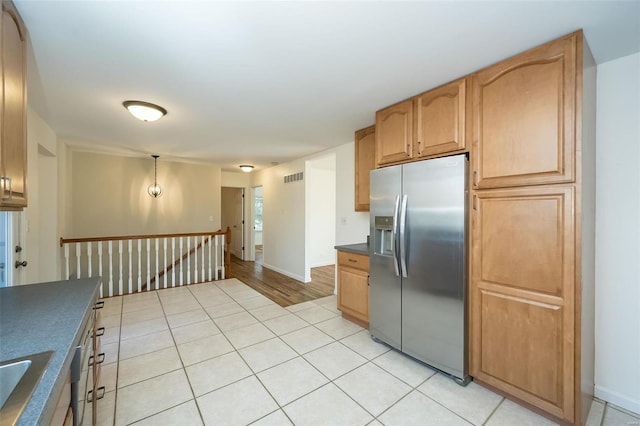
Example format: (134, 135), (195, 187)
(373, 216), (394, 256)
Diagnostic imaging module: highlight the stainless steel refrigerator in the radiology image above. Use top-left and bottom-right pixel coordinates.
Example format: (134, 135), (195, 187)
(369, 154), (469, 383)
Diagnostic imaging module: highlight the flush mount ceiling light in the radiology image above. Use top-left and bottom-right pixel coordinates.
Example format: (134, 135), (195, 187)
(239, 165), (254, 173)
(148, 155), (163, 198)
(123, 100), (167, 122)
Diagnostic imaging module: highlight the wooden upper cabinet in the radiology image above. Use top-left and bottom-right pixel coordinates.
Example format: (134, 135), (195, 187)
(471, 33), (577, 189)
(416, 78), (467, 158)
(1, 0), (27, 210)
(354, 125), (375, 212)
(375, 99), (413, 166)
(470, 185), (576, 421)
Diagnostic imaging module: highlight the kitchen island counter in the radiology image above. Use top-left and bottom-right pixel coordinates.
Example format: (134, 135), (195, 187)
(0, 278), (101, 425)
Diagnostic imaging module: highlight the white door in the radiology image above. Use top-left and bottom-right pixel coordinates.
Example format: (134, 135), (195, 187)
(221, 187), (245, 260)
(0, 211), (25, 286)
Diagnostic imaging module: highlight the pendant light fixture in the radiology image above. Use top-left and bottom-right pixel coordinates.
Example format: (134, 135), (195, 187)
(148, 155), (163, 198)
(123, 100), (167, 122)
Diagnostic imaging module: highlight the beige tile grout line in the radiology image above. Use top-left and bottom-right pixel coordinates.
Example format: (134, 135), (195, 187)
(103, 281), (506, 426)
(101, 284), (620, 426)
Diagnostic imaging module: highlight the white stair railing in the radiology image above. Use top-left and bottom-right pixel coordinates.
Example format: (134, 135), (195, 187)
(60, 229), (231, 297)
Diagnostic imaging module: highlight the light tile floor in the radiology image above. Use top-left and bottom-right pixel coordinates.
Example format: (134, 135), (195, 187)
(91, 278), (639, 426)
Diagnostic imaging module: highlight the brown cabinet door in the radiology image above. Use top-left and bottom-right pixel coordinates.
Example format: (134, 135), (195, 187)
(470, 185), (575, 422)
(375, 99), (413, 166)
(471, 34), (576, 189)
(1, 2), (27, 209)
(416, 78), (467, 157)
(354, 125), (375, 212)
(338, 266), (369, 323)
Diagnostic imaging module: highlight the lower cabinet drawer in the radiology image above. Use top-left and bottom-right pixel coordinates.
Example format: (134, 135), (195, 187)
(338, 251), (370, 271)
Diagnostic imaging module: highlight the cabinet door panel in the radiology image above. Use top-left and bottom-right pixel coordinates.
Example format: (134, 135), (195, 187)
(416, 78), (466, 157)
(472, 34), (576, 189)
(470, 185), (575, 422)
(480, 291), (563, 407)
(355, 126), (375, 211)
(375, 99), (413, 166)
(1, 4), (27, 208)
(478, 192), (571, 296)
(338, 267), (369, 322)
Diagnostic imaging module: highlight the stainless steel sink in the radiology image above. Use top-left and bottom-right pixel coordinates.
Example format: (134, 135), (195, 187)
(0, 351), (53, 425)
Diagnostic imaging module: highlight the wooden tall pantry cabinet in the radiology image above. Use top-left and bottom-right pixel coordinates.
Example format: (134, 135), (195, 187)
(469, 32), (596, 424)
(369, 30), (596, 425)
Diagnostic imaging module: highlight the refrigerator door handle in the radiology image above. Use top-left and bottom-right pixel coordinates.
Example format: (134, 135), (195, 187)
(399, 194), (408, 277)
(392, 195), (401, 277)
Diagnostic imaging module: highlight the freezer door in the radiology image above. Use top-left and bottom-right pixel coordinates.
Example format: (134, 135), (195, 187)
(401, 155), (468, 380)
(369, 165), (402, 350)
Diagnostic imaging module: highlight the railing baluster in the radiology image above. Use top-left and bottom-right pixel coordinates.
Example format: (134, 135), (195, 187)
(64, 244), (70, 280)
(87, 242), (92, 277)
(208, 235), (212, 282)
(221, 234), (225, 279)
(194, 236), (198, 284)
(214, 235), (219, 280)
(201, 235), (205, 282)
(98, 242), (103, 298)
(155, 238), (160, 291)
(137, 240), (142, 293)
(118, 240), (123, 296)
(146, 239), (151, 291)
(76, 243), (81, 278)
(179, 237), (184, 286)
(108, 241), (113, 297)
(163, 238), (168, 289)
(128, 240), (133, 294)
(186, 236), (191, 285)
(171, 237), (176, 287)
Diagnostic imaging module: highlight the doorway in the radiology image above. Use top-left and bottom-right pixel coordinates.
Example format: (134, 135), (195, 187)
(0, 211), (24, 287)
(253, 186), (263, 265)
(221, 187), (245, 260)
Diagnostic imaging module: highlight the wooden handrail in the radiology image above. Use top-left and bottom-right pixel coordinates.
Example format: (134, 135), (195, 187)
(60, 230), (227, 247)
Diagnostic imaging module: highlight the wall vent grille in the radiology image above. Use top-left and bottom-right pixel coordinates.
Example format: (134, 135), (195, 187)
(284, 172), (304, 183)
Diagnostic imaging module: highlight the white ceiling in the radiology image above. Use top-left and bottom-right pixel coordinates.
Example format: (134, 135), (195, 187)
(15, 1), (640, 172)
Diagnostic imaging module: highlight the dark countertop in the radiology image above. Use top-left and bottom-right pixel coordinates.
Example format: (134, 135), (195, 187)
(0, 278), (101, 425)
(335, 243), (369, 256)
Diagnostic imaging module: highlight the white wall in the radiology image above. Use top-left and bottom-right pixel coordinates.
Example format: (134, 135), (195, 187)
(221, 171), (250, 188)
(594, 52), (640, 414)
(68, 151), (222, 237)
(24, 106), (59, 284)
(251, 142), (368, 282)
(305, 154), (336, 272)
(334, 142), (369, 245)
(253, 158), (307, 281)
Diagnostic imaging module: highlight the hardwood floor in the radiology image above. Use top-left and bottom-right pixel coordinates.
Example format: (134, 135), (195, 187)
(228, 255), (335, 307)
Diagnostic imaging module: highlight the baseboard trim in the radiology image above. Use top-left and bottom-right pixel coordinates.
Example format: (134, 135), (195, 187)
(595, 385), (640, 415)
(261, 263), (307, 283)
